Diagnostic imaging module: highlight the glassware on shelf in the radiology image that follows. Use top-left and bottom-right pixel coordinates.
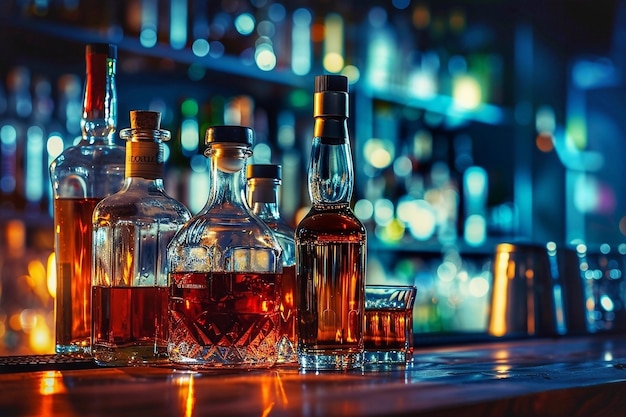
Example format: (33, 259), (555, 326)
(246, 163), (297, 365)
(295, 74), (367, 370)
(49, 43), (125, 357)
(91, 110), (192, 366)
(167, 125), (283, 369)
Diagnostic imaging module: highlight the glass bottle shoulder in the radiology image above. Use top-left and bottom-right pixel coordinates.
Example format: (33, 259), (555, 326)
(295, 205), (366, 242)
(94, 180), (191, 224)
(51, 141), (125, 169)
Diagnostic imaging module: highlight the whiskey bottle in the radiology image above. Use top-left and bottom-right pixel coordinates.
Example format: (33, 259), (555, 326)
(295, 74), (367, 370)
(49, 43), (125, 357)
(167, 125), (283, 369)
(91, 110), (191, 366)
(246, 163), (297, 365)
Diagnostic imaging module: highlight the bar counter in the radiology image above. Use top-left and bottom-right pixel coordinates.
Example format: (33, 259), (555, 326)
(2, 335), (626, 417)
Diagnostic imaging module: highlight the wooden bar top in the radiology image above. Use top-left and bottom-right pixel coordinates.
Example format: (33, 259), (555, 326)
(2, 335), (626, 416)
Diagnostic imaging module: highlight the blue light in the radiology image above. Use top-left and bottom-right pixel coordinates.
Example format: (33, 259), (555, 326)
(192, 39), (210, 57)
(26, 126), (44, 203)
(268, 3), (286, 22)
(392, 0), (410, 10)
(235, 13), (256, 35)
(209, 41), (225, 58)
(140, 0), (158, 48)
(170, 0), (188, 49)
(292, 9), (311, 75)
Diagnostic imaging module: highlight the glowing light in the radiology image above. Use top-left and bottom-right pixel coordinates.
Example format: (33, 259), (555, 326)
(536, 105), (556, 133)
(257, 20), (275, 37)
(184, 374), (196, 417)
(47, 252), (56, 298)
(405, 200), (437, 241)
(393, 156), (413, 177)
(255, 44), (277, 71)
(30, 315), (54, 354)
(354, 199), (374, 221)
(376, 218), (405, 243)
(469, 276), (490, 298)
(573, 175), (616, 214)
(392, 0), (410, 9)
(323, 53), (344, 74)
(453, 75), (482, 109)
(39, 371), (66, 395)
(140, 0), (158, 48)
(0, 124), (17, 193)
(170, 0), (188, 49)
(489, 250), (511, 336)
(536, 133), (554, 152)
(374, 199), (394, 226)
(252, 143), (272, 163)
(437, 261), (457, 282)
(412, 4), (430, 29)
(26, 125), (45, 203)
(46, 133), (64, 158)
(292, 8), (312, 75)
(364, 138), (395, 169)
(181, 119), (199, 156)
(464, 214), (487, 246)
(465, 166), (487, 196)
(209, 41), (225, 58)
(191, 39), (210, 57)
(600, 295), (614, 311)
(323, 14), (344, 73)
(409, 70), (437, 99)
(235, 13), (256, 35)
(268, 3), (286, 22)
(187, 170), (209, 214)
(341, 65), (360, 84)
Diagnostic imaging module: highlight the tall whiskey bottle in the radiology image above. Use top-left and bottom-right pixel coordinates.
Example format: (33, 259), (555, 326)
(91, 110), (191, 366)
(295, 75), (367, 370)
(49, 43), (125, 356)
(247, 163), (297, 364)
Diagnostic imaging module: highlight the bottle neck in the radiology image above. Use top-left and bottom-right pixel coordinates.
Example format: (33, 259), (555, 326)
(122, 128), (167, 181)
(81, 51), (117, 144)
(309, 116), (353, 208)
(206, 145), (250, 212)
(248, 178), (281, 221)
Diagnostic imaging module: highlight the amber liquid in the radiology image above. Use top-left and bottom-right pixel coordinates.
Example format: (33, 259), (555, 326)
(91, 286), (169, 365)
(169, 271), (280, 368)
(364, 308), (413, 352)
(296, 207), (367, 369)
(277, 265), (297, 363)
(53, 197), (100, 355)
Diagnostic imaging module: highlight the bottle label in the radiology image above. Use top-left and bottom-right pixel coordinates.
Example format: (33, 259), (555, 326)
(126, 142), (163, 179)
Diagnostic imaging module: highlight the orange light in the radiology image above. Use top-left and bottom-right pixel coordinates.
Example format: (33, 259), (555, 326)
(536, 132), (554, 152)
(311, 22), (324, 43)
(488, 250), (510, 336)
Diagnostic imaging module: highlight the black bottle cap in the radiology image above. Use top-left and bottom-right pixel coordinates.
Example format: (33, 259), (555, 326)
(315, 75), (348, 93)
(86, 43), (117, 59)
(205, 125), (254, 146)
(246, 164), (282, 180)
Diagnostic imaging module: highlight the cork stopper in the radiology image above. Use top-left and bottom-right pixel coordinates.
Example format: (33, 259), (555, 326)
(130, 110), (161, 130)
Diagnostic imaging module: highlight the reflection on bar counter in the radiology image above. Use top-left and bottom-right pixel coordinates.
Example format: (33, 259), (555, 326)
(2, 0), (626, 355)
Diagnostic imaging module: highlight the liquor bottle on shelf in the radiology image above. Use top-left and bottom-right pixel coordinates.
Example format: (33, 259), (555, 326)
(91, 110), (191, 366)
(246, 163), (297, 365)
(295, 74), (367, 370)
(49, 43), (125, 357)
(167, 125), (283, 369)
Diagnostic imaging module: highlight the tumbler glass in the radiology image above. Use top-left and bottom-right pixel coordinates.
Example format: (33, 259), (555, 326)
(364, 285), (417, 365)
